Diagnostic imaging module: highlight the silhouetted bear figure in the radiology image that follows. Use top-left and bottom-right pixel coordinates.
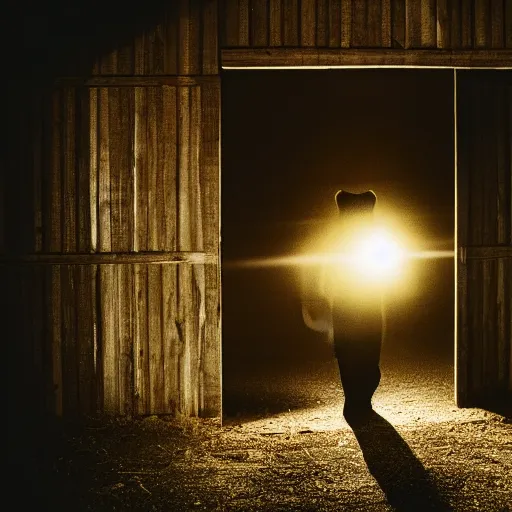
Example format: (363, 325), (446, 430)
(332, 190), (383, 426)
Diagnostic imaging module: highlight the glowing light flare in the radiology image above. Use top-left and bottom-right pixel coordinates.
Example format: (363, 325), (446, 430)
(341, 229), (406, 282)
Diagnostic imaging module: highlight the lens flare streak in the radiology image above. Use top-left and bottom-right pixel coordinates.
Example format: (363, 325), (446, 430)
(225, 250), (455, 268)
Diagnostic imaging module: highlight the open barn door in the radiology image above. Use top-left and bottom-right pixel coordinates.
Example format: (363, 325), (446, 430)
(456, 70), (512, 411)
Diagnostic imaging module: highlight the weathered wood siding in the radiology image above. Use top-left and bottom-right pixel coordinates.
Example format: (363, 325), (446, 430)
(5, 0), (221, 419)
(456, 70), (512, 407)
(4, 0), (511, 420)
(220, 0), (512, 49)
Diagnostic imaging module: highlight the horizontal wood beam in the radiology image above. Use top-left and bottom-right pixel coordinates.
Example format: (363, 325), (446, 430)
(221, 48), (512, 69)
(54, 75), (220, 87)
(0, 251), (218, 266)
(461, 246), (512, 262)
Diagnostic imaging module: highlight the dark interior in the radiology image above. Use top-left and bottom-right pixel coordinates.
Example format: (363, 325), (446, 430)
(221, 69), (455, 418)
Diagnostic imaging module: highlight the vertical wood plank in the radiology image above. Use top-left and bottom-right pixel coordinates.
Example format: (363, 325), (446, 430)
(97, 88), (116, 414)
(471, 80), (485, 401)
(51, 267), (63, 415)
(76, 87), (95, 416)
(224, 0), (241, 46)
(456, 70), (469, 406)
(482, 81), (499, 395)
(490, 0), (505, 48)
(62, 88), (78, 416)
(301, 0), (316, 46)
(163, 265), (180, 414)
(153, 23), (166, 74)
(147, 86), (165, 413)
(381, 0), (392, 47)
(199, 82), (221, 417)
(63, 88), (77, 254)
(368, 0), (383, 47)
(90, 89), (98, 252)
(239, 0), (251, 45)
(341, 0), (352, 47)
(162, 85), (179, 415)
(164, 2), (179, 74)
(269, 0), (283, 46)
(188, 0), (202, 74)
(98, 89), (112, 254)
(283, 0), (299, 45)
(352, 0), (368, 47)
(118, 265), (134, 416)
(328, 0), (341, 47)
(134, 264), (149, 414)
(78, 88), (91, 253)
(178, 86), (192, 415)
(113, 88), (135, 416)
(420, 0), (436, 47)
(316, 0), (329, 47)
(134, 87), (150, 414)
(392, 0), (406, 48)
(148, 88), (160, 250)
(474, 0), (491, 48)
(460, 0), (473, 48)
(162, 87), (179, 254)
(405, 0), (422, 48)
(450, 0), (462, 48)
(437, 0), (451, 49)
(252, 0), (269, 46)
(203, 0), (219, 73)
(179, 0), (191, 73)
(495, 79), (511, 387)
(99, 264), (117, 414)
(76, 265), (96, 415)
(189, 86), (203, 417)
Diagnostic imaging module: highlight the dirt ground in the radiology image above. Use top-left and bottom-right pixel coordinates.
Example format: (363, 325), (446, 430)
(10, 352), (512, 512)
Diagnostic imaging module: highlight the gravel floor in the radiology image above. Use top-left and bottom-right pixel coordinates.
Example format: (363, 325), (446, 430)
(11, 348), (511, 512)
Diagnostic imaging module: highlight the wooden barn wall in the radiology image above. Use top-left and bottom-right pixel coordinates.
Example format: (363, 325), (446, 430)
(5, 0), (221, 419)
(220, 0), (512, 50)
(457, 70), (512, 407)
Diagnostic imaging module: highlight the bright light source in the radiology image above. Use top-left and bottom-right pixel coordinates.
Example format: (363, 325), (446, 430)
(351, 230), (405, 279)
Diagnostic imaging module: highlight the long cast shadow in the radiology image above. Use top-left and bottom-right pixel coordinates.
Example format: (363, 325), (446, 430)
(349, 410), (452, 511)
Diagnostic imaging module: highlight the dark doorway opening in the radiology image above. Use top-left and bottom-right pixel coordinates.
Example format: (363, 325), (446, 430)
(221, 69), (455, 426)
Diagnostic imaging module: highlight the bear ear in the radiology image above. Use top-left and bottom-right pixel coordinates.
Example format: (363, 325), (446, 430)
(335, 189), (377, 213)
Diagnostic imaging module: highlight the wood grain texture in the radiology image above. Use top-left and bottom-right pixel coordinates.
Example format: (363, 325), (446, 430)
(392, 0), (406, 48)
(301, 0), (316, 47)
(436, 0), (451, 49)
(381, 0), (392, 47)
(457, 70), (512, 407)
(199, 82), (221, 417)
(328, 0), (342, 47)
(474, 0), (491, 48)
(341, 0), (352, 47)
(405, 0), (422, 47)
(460, 0), (473, 48)
(221, 47), (512, 67)
(316, 0), (329, 47)
(283, 0), (299, 46)
(269, 0), (283, 45)
(490, 0), (505, 48)
(352, 0), (368, 47)
(420, 0), (436, 47)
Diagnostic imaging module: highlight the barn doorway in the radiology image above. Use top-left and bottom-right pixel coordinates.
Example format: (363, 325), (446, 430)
(221, 69), (455, 429)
